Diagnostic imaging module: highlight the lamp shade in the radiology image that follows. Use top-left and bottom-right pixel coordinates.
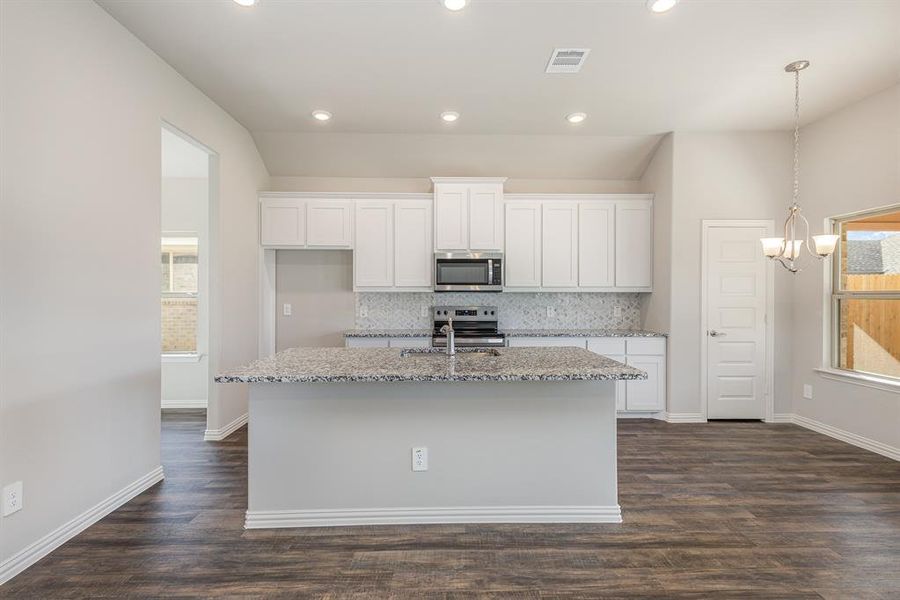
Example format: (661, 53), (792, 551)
(760, 237), (785, 258)
(783, 239), (803, 260)
(812, 234), (839, 257)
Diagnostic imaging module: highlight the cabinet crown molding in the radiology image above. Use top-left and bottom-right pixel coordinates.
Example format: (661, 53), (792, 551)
(430, 177), (509, 185)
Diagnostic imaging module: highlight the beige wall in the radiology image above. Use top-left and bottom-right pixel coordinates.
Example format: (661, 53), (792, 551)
(790, 84), (900, 450)
(268, 176), (642, 194)
(639, 134), (673, 334)
(0, 0), (268, 569)
(666, 132), (795, 417)
(275, 250), (356, 350)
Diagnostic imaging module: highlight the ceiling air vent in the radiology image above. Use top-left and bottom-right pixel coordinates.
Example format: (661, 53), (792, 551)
(545, 48), (591, 74)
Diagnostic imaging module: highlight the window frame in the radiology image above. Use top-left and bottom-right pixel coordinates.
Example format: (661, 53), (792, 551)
(827, 204), (900, 384)
(161, 232), (200, 356)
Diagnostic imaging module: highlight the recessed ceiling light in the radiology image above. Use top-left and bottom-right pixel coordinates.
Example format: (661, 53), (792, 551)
(441, 111), (460, 123)
(566, 112), (587, 124)
(233, 0), (258, 6)
(311, 110), (332, 122)
(441, 0), (468, 11)
(646, 0), (678, 13)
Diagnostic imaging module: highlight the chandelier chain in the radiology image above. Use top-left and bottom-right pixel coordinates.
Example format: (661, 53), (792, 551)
(792, 69), (801, 207)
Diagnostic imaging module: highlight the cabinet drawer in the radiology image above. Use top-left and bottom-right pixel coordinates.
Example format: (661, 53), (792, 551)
(345, 337), (389, 348)
(388, 338), (431, 349)
(507, 337), (587, 348)
(586, 338), (626, 355)
(626, 338), (666, 355)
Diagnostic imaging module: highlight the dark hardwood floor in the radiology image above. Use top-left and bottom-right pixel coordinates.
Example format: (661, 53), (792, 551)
(2, 410), (898, 599)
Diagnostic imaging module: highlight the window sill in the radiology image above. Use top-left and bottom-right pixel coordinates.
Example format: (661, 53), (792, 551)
(814, 368), (900, 394)
(162, 353), (202, 364)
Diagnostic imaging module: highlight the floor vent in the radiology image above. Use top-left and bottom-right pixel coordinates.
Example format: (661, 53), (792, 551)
(545, 48), (591, 73)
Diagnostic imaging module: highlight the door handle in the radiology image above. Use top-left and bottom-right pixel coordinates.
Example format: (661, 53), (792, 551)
(708, 330), (726, 337)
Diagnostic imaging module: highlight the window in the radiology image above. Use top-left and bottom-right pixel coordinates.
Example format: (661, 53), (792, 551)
(161, 235), (199, 354)
(831, 206), (900, 380)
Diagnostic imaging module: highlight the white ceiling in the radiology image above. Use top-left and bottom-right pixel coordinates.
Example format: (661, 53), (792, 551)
(106, 0), (900, 178)
(161, 128), (209, 178)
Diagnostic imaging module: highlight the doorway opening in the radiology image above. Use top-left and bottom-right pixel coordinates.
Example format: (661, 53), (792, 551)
(160, 125), (212, 416)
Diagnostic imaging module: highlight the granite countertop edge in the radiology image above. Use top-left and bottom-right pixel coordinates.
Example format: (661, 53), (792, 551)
(343, 328), (667, 338)
(215, 372), (647, 384)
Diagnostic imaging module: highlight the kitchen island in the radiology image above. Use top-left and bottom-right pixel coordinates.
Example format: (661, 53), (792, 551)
(216, 346), (645, 529)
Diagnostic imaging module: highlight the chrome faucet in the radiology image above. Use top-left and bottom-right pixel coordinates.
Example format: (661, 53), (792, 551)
(439, 316), (455, 356)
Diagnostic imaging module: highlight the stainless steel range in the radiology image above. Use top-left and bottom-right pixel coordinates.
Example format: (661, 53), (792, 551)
(432, 306), (506, 348)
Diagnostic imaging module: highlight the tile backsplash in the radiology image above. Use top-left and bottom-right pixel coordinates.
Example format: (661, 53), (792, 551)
(355, 292), (642, 330)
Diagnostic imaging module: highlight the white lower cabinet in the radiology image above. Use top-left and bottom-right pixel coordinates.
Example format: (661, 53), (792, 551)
(624, 354), (665, 411)
(345, 337), (430, 349)
(512, 336), (665, 415)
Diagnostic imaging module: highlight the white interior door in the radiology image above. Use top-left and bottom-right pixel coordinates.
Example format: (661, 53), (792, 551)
(704, 224), (769, 420)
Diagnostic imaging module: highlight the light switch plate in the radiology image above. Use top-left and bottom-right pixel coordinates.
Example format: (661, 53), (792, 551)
(282, 303), (292, 317)
(803, 384), (813, 400)
(3, 481), (23, 517)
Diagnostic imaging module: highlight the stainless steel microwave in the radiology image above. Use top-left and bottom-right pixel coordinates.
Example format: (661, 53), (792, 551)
(434, 252), (502, 292)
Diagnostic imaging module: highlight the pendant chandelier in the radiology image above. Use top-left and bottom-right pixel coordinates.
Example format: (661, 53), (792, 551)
(760, 60), (838, 272)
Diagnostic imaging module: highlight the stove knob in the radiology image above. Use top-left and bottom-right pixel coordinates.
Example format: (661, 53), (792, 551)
(490, 310), (495, 315)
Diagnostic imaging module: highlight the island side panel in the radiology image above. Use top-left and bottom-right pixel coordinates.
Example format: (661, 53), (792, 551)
(246, 380), (619, 527)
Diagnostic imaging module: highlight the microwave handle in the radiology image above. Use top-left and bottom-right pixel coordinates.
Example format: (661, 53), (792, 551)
(488, 259), (493, 284)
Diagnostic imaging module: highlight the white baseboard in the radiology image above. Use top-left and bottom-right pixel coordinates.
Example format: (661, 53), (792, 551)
(203, 412), (248, 441)
(665, 412), (707, 423)
(161, 398), (207, 409)
(790, 413), (899, 462)
(617, 411), (666, 420)
(769, 413), (795, 423)
(0, 466), (164, 586)
(245, 504), (622, 529)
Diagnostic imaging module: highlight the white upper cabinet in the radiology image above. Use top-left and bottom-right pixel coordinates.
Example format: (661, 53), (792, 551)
(468, 184), (503, 250)
(504, 201), (542, 288)
(541, 202), (578, 288)
(578, 201), (615, 288)
(434, 185), (468, 250)
(353, 201), (394, 288)
(307, 200), (352, 248)
(260, 196), (352, 249)
(260, 197), (306, 247)
(394, 200), (433, 288)
(615, 199), (653, 289)
(432, 178), (505, 251)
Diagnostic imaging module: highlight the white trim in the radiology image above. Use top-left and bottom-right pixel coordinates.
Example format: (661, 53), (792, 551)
(770, 413), (795, 423)
(790, 413), (899, 462)
(700, 220), (775, 422)
(504, 193), (654, 203)
(245, 504), (622, 529)
(161, 399), (207, 409)
(430, 177), (508, 185)
(259, 248), (276, 358)
(161, 353), (202, 364)
(0, 466), (164, 585)
(664, 412), (707, 423)
(203, 412), (248, 441)
(616, 411), (666, 420)
(814, 368), (900, 393)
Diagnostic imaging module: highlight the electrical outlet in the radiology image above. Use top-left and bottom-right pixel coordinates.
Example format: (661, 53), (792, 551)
(3, 481), (23, 517)
(282, 303), (292, 317)
(420, 305), (429, 318)
(412, 447), (428, 472)
(614, 306), (623, 318)
(359, 305), (368, 319)
(803, 384), (813, 400)
(546, 306), (555, 318)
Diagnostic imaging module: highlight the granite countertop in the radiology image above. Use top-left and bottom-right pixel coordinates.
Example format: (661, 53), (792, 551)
(503, 329), (667, 338)
(343, 329), (432, 338)
(343, 328), (667, 339)
(215, 347), (647, 384)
